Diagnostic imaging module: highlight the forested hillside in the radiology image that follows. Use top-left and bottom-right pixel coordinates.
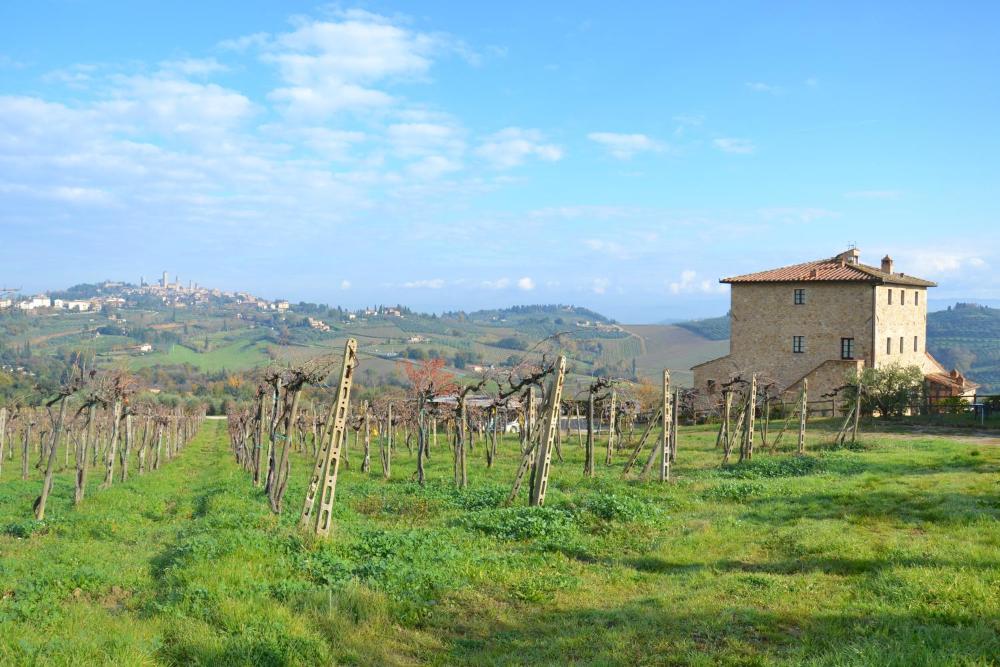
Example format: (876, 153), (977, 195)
(927, 303), (1000, 393)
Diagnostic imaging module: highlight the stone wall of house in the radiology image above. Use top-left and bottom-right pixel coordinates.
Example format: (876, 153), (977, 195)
(693, 282), (875, 401)
(730, 282), (873, 385)
(873, 285), (933, 371)
(785, 358), (866, 413)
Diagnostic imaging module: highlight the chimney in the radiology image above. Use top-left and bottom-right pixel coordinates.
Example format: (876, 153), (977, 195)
(838, 247), (860, 265)
(881, 255), (894, 274)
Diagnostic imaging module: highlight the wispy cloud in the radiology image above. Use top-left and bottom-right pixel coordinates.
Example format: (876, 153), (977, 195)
(160, 58), (228, 76)
(668, 270), (726, 295)
(745, 81), (782, 95)
(713, 137), (755, 154)
(476, 128), (562, 169)
(892, 249), (990, 275)
(587, 132), (664, 159)
(517, 276), (535, 290)
(402, 278), (445, 289)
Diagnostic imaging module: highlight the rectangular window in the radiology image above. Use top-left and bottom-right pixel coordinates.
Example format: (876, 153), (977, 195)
(794, 288), (805, 305)
(900, 336), (904, 353)
(886, 337), (892, 354)
(792, 336), (805, 353)
(888, 289), (893, 305)
(841, 337), (855, 360)
(915, 291), (919, 306)
(901, 291), (906, 305)
(914, 336), (918, 352)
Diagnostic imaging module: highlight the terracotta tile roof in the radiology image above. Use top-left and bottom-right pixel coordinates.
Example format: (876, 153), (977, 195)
(721, 255), (937, 287)
(926, 372), (980, 390)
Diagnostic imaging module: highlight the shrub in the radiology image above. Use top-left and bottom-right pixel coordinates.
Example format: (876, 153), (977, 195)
(703, 481), (766, 502)
(3, 520), (44, 539)
(719, 455), (822, 479)
(464, 507), (574, 540)
(584, 492), (647, 522)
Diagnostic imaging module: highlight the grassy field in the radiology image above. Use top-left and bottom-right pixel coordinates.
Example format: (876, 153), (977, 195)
(126, 340), (271, 372)
(1, 421), (998, 665)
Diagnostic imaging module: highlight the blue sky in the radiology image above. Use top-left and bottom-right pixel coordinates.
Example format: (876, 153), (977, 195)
(1, 1), (997, 321)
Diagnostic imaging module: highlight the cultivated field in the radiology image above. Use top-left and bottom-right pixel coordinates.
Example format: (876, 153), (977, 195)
(1, 421), (997, 665)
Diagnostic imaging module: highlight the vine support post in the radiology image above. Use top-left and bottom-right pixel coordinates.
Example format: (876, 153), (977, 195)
(797, 379), (808, 455)
(660, 369), (671, 482)
(528, 356), (567, 507)
(300, 339), (358, 537)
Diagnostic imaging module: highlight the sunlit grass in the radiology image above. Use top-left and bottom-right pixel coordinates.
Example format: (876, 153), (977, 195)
(1, 421), (998, 665)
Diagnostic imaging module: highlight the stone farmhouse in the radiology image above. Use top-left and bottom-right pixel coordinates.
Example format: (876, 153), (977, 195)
(692, 248), (978, 406)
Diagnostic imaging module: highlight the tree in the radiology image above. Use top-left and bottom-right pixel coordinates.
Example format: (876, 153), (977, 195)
(402, 358), (456, 485)
(848, 363), (924, 417)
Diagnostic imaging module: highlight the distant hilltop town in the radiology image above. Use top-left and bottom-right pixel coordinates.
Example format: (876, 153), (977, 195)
(0, 272), (407, 326)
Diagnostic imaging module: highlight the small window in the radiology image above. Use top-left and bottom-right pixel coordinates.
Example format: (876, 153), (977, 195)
(915, 291), (919, 306)
(886, 337), (892, 354)
(899, 336), (904, 353)
(901, 291), (906, 305)
(792, 336), (805, 353)
(914, 336), (918, 352)
(794, 288), (805, 305)
(841, 337), (855, 360)
(888, 289), (893, 305)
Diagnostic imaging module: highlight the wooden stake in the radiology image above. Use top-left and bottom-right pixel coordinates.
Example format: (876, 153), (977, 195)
(299, 339), (358, 536)
(660, 370), (670, 482)
(797, 379), (808, 455)
(529, 356), (567, 506)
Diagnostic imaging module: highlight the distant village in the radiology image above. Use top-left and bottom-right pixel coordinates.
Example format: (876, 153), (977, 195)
(0, 271), (407, 331)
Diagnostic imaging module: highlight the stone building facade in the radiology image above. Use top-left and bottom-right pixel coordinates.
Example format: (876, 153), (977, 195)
(692, 249), (975, 406)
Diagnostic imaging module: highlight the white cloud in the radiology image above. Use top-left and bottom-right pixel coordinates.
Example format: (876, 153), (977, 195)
(476, 128), (562, 169)
(587, 132), (664, 159)
(481, 278), (510, 289)
(893, 250), (990, 275)
(160, 58), (228, 76)
(402, 278), (445, 289)
(340, 280), (352, 290)
(713, 138), (755, 154)
(584, 238), (631, 260)
(104, 74), (256, 135)
(591, 278), (609, 294)
(517, 276), (535, 290)
(289, 127), (367, 161)
(252, 11), (448, 119)
(745, 81), (782, 95)
(407, 155), (461, 180)
(218, 32), (270, 52)
(668, 270), (726, 295)
(387, 122), (464, 158)
(672, 114), (703, 138)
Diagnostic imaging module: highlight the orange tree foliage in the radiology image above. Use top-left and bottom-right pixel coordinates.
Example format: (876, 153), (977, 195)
(400, 357), (457, 398)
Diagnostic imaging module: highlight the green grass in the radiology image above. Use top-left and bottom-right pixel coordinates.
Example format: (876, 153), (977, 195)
(128, 339), (271, 372)
(1, 422), (998, 665)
